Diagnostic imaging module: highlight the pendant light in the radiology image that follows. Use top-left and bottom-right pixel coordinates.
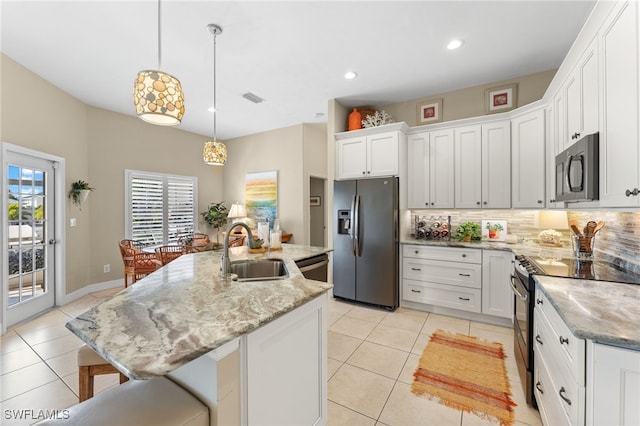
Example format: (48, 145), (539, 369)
(203, 23), (227, 166)
(133, 0), (185, 126)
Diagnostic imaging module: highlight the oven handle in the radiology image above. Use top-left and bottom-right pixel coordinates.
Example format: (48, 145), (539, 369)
(510, 275), (528, 302)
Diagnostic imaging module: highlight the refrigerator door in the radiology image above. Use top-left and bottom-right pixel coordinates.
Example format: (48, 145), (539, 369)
(332, 180), (356, 300)
(355, 178), (398, 308)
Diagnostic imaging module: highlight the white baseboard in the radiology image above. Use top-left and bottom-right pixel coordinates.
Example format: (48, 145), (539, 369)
(59, 279), (123, 306)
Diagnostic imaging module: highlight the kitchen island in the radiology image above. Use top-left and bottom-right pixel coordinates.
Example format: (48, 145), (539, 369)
(66, 244), (333, 426)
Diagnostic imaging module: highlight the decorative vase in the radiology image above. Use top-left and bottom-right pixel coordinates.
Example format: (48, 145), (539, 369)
(348, 108), (362, 131)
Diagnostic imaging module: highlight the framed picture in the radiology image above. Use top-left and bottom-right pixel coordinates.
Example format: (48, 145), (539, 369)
(310, 196), (321, 206)
(245, 171), (278, 224)
(485, 83), (518, 114)
(481, 220), (508, 242)
(416, 97), (443, 124)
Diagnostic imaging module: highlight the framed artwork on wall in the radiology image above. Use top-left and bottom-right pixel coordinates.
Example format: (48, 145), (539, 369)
(485, 83), (518, 114)
(245, 171), (278, 225)
(416, 97), (443, 124)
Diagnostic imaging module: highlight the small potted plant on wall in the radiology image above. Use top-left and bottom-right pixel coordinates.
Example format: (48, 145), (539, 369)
(201, 202), (229, 248)
(68, 180), (94, 208)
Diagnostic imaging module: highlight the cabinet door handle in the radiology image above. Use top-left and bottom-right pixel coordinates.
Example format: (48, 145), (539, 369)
(536, 298), (543, 305)
(411, 267), (422, 271)
(362, 171), (366, 175)
(625, 188), (640, 197)
(559, 387), (572, 405)
(537, 200), (543, 204)
(411, 289), (422, 293)
(458, 297), (470, 301)
(559, 336), (569, 345)
(459, 273), (471, 277)
(536, 381), (544, 394)
(462, 254), (467, 258)
(425, 203), (429, 206)
(414, 250), (419, 254)
(535, 335), (543, 345)
(476, 201), (480, 205)
(483, 201), (487, 205)
(367, 171), (371, 174)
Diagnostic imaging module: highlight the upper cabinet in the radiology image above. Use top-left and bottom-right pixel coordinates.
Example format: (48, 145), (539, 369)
(335, 124), (408, 180)
(564, 39), (599, 150)
(454, 121), (511, 209)
(408, 129), (455, 209)
(598, 0), (640, 207)
(511, 107), (546, 208)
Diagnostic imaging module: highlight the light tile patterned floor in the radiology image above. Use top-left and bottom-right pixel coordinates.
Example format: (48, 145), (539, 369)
(1, 289), (542, 426)
(326, 296), (543, 426)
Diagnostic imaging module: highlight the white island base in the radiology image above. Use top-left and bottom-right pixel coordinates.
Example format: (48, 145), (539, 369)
(168, 294), (328, 426)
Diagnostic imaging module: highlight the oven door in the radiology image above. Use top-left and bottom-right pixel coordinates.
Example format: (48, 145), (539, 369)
(511, 267), (535, 405)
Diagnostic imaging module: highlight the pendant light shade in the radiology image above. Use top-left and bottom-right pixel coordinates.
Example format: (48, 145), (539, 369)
(134, 70), (184, 125)
(133, 0), (184, 126)
(203, 23), (227, 166)
(203, 140), (227, 165)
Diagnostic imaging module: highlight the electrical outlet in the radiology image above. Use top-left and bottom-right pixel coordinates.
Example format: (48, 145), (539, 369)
(103, 264), (110, 273)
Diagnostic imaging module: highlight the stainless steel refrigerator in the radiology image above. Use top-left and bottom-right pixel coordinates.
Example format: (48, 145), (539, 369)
(333, 177), (398, 309)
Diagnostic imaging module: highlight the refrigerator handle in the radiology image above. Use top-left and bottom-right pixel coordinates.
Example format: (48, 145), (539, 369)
(354, 195), (361, 256)
(350, 195), (357, 255)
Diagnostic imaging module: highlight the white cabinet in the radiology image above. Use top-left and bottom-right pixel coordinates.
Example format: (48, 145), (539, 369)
(511, 108), (546, 208)
(407, 129), (454, 209)
(454, 122), (511, 209)
(534, 287), (585, 426)
(336, 125), (407, 180)
(587, 342), (640, 426)
(481, 250), (513, 320)
(402, 245), (481, 313)
(564, 39), (599, 148)
(598, 0), (640, 207)
(246, 294), (327, 426)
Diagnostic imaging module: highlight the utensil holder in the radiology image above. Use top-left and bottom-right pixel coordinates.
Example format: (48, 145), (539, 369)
(571, 234), (596, 260)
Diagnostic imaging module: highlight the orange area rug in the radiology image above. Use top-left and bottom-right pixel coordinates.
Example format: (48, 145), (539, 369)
(412, 329), (516, 426)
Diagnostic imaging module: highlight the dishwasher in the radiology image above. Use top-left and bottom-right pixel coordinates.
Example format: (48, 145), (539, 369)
(295, 253), (329, 282)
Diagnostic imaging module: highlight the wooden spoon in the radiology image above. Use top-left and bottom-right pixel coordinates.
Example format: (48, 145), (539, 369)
(593, 221), (605, 234)
(584, 220), (597, 235)
(570, 224), (583, 236)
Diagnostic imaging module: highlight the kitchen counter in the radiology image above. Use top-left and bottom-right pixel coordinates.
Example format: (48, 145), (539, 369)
(66, 244), (333, 380)
(534, 275), (640, 349)
(401, 239), (573, 258)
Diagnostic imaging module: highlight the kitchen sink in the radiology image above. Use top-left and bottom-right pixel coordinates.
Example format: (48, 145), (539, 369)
(229, 260), (289, 281)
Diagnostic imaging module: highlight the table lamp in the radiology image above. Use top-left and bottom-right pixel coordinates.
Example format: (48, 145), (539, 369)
(228, 203), (247, 233)
(535, 211), (569, 246)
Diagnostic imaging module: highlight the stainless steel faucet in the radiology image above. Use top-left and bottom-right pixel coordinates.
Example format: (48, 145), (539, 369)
(221, 222), (254, 279)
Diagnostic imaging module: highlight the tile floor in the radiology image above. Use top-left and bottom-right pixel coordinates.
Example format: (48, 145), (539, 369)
(1, 289), (542, 426)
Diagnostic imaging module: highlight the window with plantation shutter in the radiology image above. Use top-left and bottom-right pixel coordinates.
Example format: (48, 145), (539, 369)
(125, 170), (197, 246)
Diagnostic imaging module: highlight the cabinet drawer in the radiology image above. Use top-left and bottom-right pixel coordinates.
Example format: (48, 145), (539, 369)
(534, 351), (574, 426)
(535, 288), (585, 384)
(403, 258), (481, 289)
(403, 245), (481, 264)
(403, 279), (481, 313)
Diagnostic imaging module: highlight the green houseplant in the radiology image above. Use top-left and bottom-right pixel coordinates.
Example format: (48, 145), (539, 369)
(68, 180), (94, 207)
(201, 202), (229, 247)
(453, 221), (482, 242)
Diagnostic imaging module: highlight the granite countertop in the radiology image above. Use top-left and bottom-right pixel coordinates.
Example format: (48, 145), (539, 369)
(66, 245), (333, 380)
(534, 275), (640, 349)
(401, 239), (573, 258)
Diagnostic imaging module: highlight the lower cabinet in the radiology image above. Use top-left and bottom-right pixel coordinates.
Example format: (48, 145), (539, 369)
(587, 341), (640, 426)
(401, 245), (513, 320)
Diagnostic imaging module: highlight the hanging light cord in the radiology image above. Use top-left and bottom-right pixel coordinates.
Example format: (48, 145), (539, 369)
(157, 0), (162, 69)
(212, 29), (218, 140)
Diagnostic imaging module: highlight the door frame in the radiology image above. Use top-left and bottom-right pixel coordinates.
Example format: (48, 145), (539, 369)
(1, 142), (66, 333)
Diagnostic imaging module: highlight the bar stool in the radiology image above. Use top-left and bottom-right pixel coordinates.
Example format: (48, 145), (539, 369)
(77, 344), (128, 402)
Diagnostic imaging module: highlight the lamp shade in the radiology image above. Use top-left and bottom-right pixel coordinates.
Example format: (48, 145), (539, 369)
(133, 70), (185, 125)
(228, 203), (247, 219)
(535, 211), (569, 230)
(203, 140), (227, 165)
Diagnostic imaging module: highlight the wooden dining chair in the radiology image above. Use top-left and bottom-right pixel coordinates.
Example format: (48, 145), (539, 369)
(154, 245), (185, 266)
(118, 240), (161, 287)
(228, 235), (246, 248)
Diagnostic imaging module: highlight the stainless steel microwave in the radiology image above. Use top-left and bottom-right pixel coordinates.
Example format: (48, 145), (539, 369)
(555, 133), (599, 202)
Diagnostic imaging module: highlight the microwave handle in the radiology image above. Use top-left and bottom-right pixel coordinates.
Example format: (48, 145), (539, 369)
(566, 155), (584, 192)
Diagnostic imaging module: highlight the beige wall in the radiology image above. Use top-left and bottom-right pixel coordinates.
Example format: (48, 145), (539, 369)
(1, 53), (223, 294)
(367, 69), (557, 129)
(223, 123), (327, 245)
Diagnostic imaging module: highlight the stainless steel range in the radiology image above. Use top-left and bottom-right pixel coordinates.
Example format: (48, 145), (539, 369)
(511, 254), (640, 407)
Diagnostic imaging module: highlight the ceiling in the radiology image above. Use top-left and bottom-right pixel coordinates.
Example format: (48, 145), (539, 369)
(1, 1), (596, 140)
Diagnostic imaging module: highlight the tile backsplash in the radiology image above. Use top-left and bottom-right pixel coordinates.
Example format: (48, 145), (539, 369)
(408, 210), (640, 271)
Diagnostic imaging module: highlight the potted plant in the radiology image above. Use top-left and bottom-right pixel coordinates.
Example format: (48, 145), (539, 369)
(201, 202), (228, 247)
(453, 221), (481, 242)
(68, 180), (94, 207)
(486, 222), (504, 239)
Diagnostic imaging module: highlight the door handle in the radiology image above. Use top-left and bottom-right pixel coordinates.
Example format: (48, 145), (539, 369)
(411, 268), (422, 271)
(559, 387), (572, 405)
(350, 196), (356, 256)
(48, 239), (58, 245)
(535, 335), (543, 345)
(354, 195), (361, 256)
(459, 273), (471, 277)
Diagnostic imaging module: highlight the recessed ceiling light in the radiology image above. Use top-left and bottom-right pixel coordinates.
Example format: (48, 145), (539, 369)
(447, 39), (464, 50)
(344, 71), (358, 80)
